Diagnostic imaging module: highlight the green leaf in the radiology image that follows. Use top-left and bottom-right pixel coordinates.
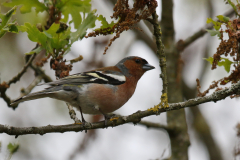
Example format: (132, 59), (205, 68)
(45, 23), (60, 36)
(26, 46), (44, 55)
(57, 0), (91, 29)
(7, 143), (19, 154)
(98, 15), (109, 27)
(8, 23), (18, 32)
(0, 6), (16, 30)
(55, 27), (71, 49)
(214, 25), (221, 31)
(46, 23), (67, 49)
(206, 18), (213, 24)
(206, 18), (222, 30)
(22, 22), (47, 46)
(216, 15), (230, 22)
(218, 58), (233, 73)
(206, 29), (221, 37)
(97, 15), (115, 28)
(70, 12), (97, 42)
(21, 22), (72, 55)
(0, 6), (17, 38)
(205, 57), (233, 73)
(204, 57), (214, 64)
(43, 30), (53, 38)
(46, 23), (71, 50)
(17, 25), (27, 32)
(20, 22), (56, 54)
(3, 0), (47, 14)
(95, 15), (116, 33)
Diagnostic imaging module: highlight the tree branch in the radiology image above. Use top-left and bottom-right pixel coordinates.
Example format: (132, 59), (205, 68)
(8, 54), (36, 86)
(0, 54), (36, 107)
(10, 68), (52, 109)
(138, 120), (170, 131)
(160, 0), (189, 159)
(148, 12), (168, 96)
(1, 80), (240, 136)
(30, 65), (52, 83)
(20, 75), (44, 96)
(177, 9), (235, 52)
(183, 81), (224, 160)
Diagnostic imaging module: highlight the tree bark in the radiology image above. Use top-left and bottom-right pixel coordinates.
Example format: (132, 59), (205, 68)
(161, 1), (190, 159)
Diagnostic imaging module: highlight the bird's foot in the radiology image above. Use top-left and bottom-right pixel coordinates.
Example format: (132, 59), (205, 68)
(74, 120), (90, 133)
(103, 114), (118, 127)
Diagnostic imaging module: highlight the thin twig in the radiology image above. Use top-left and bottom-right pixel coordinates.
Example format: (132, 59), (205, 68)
(0, 88), (11, 106)
(177, 9), (235, 52)
(66, 103), (81, 124)
(139, 120), (170, 131)
(0, 54), (36, 107)
(30, 65), (52, 83)
(10, 70), (52, 109)
(8, 54), (36, 85)
(148, 12), (168, 96)
(20, 75), (44, 97)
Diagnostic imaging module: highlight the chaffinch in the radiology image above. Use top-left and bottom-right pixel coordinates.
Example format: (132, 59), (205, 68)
(11, 56), (155, 124)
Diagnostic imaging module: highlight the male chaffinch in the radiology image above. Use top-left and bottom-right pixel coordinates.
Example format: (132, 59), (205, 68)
(11, 56), (155, 124)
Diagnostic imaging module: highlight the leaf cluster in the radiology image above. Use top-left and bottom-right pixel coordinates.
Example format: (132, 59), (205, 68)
(0, 0), (157, 78)
(0, 6), (18, 38)
(0, 0), (98, 78)
(2, 0), (97, 55)
(86, 0), (158, 54)
(200, 0), (240, 96)
(206, 14), (240, 85)
(206, 15), (230, 38)
(7, 142), (19, 154)
(205, 57), (233, 73)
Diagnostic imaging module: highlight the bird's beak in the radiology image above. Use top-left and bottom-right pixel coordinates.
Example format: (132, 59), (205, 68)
(142, 63), (155, 70)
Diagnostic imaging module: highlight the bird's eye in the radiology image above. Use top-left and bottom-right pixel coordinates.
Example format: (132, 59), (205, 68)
(135, 59), (140, 63)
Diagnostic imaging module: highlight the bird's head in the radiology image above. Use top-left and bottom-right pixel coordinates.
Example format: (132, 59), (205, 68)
(116, 56), (155, 80)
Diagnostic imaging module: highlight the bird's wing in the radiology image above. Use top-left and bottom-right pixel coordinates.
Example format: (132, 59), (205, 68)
(41, 68), (126, 86)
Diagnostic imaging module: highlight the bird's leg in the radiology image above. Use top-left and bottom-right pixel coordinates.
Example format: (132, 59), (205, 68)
(78, 105), (86, 126)
(98, 108), (111, 126)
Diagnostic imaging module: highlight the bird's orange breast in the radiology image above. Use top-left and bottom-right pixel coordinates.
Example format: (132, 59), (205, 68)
(86, 81), (136, 113)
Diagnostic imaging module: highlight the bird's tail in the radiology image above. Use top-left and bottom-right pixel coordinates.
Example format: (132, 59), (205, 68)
(11, 90), (54, 105)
